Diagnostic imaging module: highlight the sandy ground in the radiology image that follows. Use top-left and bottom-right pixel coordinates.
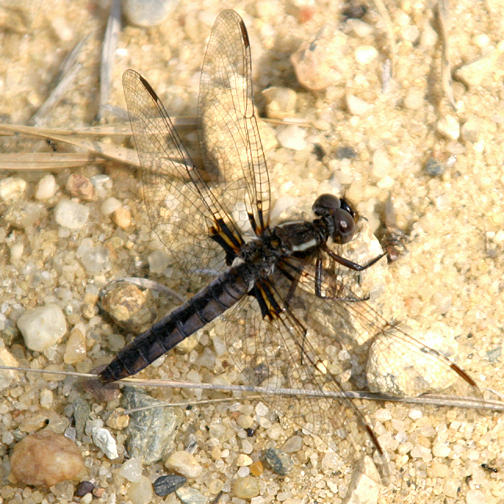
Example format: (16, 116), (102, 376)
(0, 1), (504, 503)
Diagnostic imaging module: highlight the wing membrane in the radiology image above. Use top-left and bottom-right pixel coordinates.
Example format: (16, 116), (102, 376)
(198, 9), (271, 236)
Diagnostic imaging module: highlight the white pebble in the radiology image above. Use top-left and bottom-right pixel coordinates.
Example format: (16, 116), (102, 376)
(0, 347), (19, 389)
(119, 457), (143, 483)
(54, 200), (89, 229)
(276, 125), (307, 150)
(127, 475), (153, 504)
(255, 402), (269, 417)
(35, 174), (57, 200)
(354, 45), (378, 65)
(101, 197), (122, 216)
(17, 303), (67, 352)
(91, 426), (119, 459)
(0, 177), (27, 202)
(165, 451), (203, 479)
(408, 408), (423, 420)
(436, 114), (460, 140)
(346, 93), (372, 116)
(236, 454), (253, 466)
(123, 0), (175, 28)
(39, 389), (53, 409)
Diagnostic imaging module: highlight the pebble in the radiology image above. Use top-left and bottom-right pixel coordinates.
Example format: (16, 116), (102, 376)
(354, 45), (378, 65)
(99, 282), (154, 332)
(148, 250), (170, 274)
(231, 476), (260, 499)
(17, 303), (67, 352)
(122, 386), (183, 464)
(101, 196), (122, 215)
(10, 430), (85, 486)
(276, 125), (307, 150)
(153, 474), (187, 497)
(112, 206), (132, 229)
(91, 425), (119, 459)
(54, 199), (89, 229)
(281, 435), (303, 453)
(0, 347), (19, 389)
(344, 456), (380, 504)
(436, 114), (460, 141)
(123, 0), (175, 28)
(176, 486), (208, 504)
(65, 173), (95, 200)
(63, 325), (86, 364)
(262, 86), (297, 119)
(262, 448), (293, 476)
(403, 87), (424, 110)
(424, 157), (445, 177)
(371, 148), (391, 180)
(454, 48), (502, 88)
(75, 481), (95, 497)
(0, 176), (27, 202)
(3, 201), (47, 229)
(236, 454), (253, 466)
(346, 93), (372, 116)
(106, 408), (130, 430)
(35, 174), (57, 200)
(291, 26), (351, 90)
(460, 117), (482, 143)
(249, 460), (264, 477)
(39, 389), (53, 409)
(127, 475), (153, 504)
(165, 450), (203, 479)
(366, 322), (458, 395)
(77, 239), (111, 275)
(73, 397), (90, 439)
(119, 457), (143, 483)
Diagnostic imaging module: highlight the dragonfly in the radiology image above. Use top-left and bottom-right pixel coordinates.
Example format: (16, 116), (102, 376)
(99, 9), (479, 498)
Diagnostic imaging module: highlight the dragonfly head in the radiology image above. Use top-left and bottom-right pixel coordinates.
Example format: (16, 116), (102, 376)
(312, 194), (357, 244)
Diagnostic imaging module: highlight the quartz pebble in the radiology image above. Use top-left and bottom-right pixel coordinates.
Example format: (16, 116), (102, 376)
(346, 93), (372, 116)
(10, 430), (85, 486)
(66, 173), (95, 200)
(354, 45), (378, 65)
(344, 456), (380, 504)
(0, 176), (27, 202)
(112, 206), (132, 229)
(367, 323), (458, 395)
(119, 457), (143, 483)
(436, 114), (460, 141)
(454, 48), (503, 88)
(262, 86), (297, 119)
(231, 476), (260, 499)
(17, 303), (67, 352)
(276, 125), (307, 150)
(0, 347), (19, 389)
(101, 196), (122, 215)
(176, 486), (208, 504)
(123, 0), (175, 27)
(63, 325), (86, 364)
(165, 450), (203, 479)
(291, 26), (351, 90)
(148, 249), (170, 274)
(54, 199), (89, 229)
(35, 174), (57, 200)
(127, 475), (153, 504)
(91, 426), (119, 459)
(77, 240), (111, 275)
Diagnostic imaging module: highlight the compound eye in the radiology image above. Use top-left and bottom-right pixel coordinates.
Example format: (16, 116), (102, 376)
(333, 209), (356, 244)
(339, 197), (356, 219)
(313, 194), (340, 217)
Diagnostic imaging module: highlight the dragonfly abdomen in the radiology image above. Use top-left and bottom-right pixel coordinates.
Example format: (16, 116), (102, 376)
(100, 263), (254, 382)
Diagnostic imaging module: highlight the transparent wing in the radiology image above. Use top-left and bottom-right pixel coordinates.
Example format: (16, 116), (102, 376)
(198, 9), (271, 236)
(123, 69), (246, 285)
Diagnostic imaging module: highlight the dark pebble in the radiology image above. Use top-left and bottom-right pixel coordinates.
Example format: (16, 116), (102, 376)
(335, 146), (357, 159)
(424, 157), (445, 176)
(153, 474), (187, 497)
(75, 480), (95, 497)
(262, 448), (293, 476)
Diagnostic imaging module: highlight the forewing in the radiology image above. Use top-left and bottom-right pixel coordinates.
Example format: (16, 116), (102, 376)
(198, 9), (271, 236)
